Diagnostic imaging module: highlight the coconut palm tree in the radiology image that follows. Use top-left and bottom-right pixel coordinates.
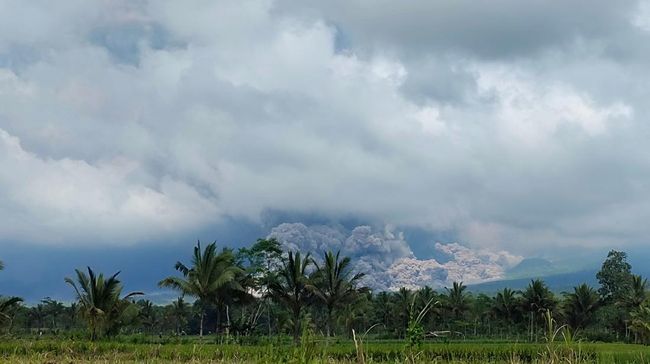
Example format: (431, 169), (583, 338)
(374, 291), (393, 330)
(0, 260), (23, 332)
(268, 251), (313, 344)
(41, 297), (65, 330)
(65, 267), (142, 340)
(211, 248), (254, 335)
(446, 282), (469, 320)
(416, 286), (439, 330)
(309, 250), (366, 337)
(338, 290), (372, 339)
(621, 275), (648, 309)
(64, 303), (78, 330)
(137, 299), (157, 334)
(630, 298), (650, 344)
(0, 296), (22, 328)
(159, 241), (244, 338)
(493, 288), (519, 325)
(169, 296), (189, 335)
(562, 283), (600, 330)
(394, 287), (414, 336)
(521, 279), (556, 341)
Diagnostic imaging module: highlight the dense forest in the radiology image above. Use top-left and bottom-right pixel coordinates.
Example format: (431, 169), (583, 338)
(1, 240), (648, 345)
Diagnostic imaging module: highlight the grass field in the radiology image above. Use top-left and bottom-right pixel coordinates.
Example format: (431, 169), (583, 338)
(1, 339), (650, 363)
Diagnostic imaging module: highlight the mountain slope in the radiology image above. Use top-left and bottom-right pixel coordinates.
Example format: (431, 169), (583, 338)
(469, 269), (599, 294)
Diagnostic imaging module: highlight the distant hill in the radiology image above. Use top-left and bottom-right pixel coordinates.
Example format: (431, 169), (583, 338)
(469, 269), (599, 294)
(473, 249), (650, 295)
(506, 258), (555, 279)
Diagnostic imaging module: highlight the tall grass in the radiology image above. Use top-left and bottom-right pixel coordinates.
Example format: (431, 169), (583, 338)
(2, 339), (649, 363)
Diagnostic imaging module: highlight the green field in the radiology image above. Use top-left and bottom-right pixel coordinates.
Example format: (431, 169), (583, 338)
(1, 339), (650, 363)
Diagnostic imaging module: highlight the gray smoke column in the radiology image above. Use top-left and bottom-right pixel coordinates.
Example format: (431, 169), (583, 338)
(268, 223), (522, 291)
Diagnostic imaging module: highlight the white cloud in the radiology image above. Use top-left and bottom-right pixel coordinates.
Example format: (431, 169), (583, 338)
(632, 0), (650, 31)
(476, 66), (632, 145)
(0, 128), (218, 245)
(0, 1), (648, 256)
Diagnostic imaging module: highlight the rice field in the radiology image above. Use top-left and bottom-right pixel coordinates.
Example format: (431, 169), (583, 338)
(1, 339), (649, 363)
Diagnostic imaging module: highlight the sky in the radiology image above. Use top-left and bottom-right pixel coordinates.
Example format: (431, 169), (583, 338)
(2, 0), (650, 301)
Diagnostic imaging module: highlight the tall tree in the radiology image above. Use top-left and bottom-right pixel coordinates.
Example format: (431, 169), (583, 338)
(0, 259), (23, 331)
(373, 291), (393, 333)
(237, 238), (283, 276)
(137, 299), (157, 334)
(621, 275), (648, 310)
(65, 267), (142, 340)
(394, 287), (414, 336)
(562, 284), (600, 330)
(630, 299), (650, 344)
(168, 296), (189, 335)
(446, 282), (469, 320)
(268, 251), (313, 344)
(41, 298), (65, 330)
(521, 279), (555, 341)
(338, 290), (371, 338)
(309, 250), (366, 337)
(237, 238), (283, 336)
(64, 303), (78, 330)
(597, 250), (633, 302)
(158, 241), (244, 337)
(0, 297), (22, 330)
(212, 248), (253, 335)
(471, 293), (494, 336)
(416, 286), (439, 330)
(493, 288), (519, 325)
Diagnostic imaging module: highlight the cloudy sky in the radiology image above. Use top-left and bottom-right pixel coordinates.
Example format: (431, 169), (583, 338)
(2, 0), (650, 300)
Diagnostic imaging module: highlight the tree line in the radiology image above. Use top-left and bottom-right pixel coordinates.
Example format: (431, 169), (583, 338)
(1, 242), (649, 344)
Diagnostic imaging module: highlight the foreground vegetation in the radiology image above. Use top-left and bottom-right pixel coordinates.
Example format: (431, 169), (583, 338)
(2, 242), (650, 362)
(2, 338), (650, 363)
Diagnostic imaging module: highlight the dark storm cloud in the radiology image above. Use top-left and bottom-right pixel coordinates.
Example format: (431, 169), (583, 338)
(274, 0), (640, 59)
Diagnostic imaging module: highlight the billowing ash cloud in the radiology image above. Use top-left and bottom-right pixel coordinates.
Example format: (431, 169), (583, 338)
(268, 223), (414, 290)
(386, 243), (522, 291)
(268, 223), (522, 291)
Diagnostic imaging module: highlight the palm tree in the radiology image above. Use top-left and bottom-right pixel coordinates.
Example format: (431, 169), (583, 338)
(268, 251), (313, 344)
(339, 291), (371, 339)
(621, 275), (648, 309)
(562, 283), (600, 330)
(0, 260), (23, 333)
(416, 286), (439, 330)
(169, 296), (189, 335)
(493, 288), (519, 325)
(446, 282), (469, 320)
(137, 299), (157, 334)
(212, 248), (253, 335)
(29, 304), (46, 330)
(64, 303), (78, 330)
(65, 267), (142, 340)
(630, 301), (650, 344)
(393, 287), (414, 337)
(41, 298), (65, 330)
(0, 297), (22, 328)
(309, 250), (366, 337)
(374, 291), (393, 332)
(521, 279), (556, 341)
(158, 241), (244, 337)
